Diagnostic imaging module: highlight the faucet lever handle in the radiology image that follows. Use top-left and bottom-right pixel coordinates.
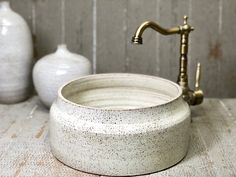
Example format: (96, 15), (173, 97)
(191, 62), (204, 105)
(195, 62), (201, 90)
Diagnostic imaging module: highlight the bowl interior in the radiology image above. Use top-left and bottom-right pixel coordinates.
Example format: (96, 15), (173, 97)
(60, 74), (182, 110)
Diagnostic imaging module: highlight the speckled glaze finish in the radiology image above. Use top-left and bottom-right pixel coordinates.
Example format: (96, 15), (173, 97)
(0, 1), (33, 103)
(50, 73), (191, 176)
(33, 44), (92, 108)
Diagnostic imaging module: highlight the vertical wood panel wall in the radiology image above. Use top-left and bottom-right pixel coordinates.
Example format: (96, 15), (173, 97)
(5, 0), (236, 97)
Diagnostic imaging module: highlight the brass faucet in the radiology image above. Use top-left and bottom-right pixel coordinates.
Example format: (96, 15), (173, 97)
(132, 16), (203, 105)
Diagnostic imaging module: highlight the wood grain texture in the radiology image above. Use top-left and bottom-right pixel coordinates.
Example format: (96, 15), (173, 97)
(3, 0), (236, 97)
(221, 98), (236, 116)
(0, 97), (98, 177)
(141, 98), (236, 177)
(64, 0), (93, 64)
(126, 0), (158, 75)
(34, 0), (62, 59)
(190, 0), (222, 97)
(96, 0), (127, 73)
(0, 97), (236, 176)
(219, 0), (236, 97)
(157, 0), (189, 82)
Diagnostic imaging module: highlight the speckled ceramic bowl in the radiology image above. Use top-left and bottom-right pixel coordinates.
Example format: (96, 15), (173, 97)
(50, 73), (191, 176)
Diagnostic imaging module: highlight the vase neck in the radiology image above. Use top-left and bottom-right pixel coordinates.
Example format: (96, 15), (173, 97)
(0, 1), (11, 11)
(55, 44), (70, 56)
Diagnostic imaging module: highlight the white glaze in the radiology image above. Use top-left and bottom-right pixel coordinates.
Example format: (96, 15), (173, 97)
(50, 73), (191, 176)
(33, 44), (92, 108)
(0, 1), (33, 103)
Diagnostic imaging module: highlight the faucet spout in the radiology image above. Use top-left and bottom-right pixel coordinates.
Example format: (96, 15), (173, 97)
(132, 21), (180, 44)
(131, 16), (203, 106)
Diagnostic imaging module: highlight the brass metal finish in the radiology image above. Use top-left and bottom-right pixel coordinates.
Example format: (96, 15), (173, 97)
(131, 21), (180, 44)
(132, 16), (203, 105)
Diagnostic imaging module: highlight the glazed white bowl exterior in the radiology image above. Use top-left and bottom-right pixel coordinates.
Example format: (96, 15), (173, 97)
(0, 1), (33, 103)
(50, 73), (191, 176)
(33, 44), (92, 107)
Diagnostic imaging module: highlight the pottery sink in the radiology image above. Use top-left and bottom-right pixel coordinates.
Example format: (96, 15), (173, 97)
(50, 73), (191, 176)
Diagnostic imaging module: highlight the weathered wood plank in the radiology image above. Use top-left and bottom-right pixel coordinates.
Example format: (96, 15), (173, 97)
(1, 97), (236, 176)
(190, 0), (222, 97)
(0, 141), (97, 177)
(142, 99), (236, 177)
(218, 0), (236, 97)
(126, 0), (158, 75)
(35, 0), (62, 59)
(157, 0), (189, 82)
(0, 97), (98, 177)
(191, 99), (236, 177)
(0, 97), (48, 141)
(220, 99), (236, 117)
(6, 0), (236, 97)
(64, 0), (93, 64)
(96, 0), (127, 73)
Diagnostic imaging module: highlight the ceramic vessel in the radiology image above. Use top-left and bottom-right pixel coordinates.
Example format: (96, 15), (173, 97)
(0, 1), (33, 103)
(50, 73), (191, 176)
(33, 44), (92, 107)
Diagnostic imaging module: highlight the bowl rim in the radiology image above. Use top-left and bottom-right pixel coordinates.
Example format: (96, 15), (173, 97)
(57, 73), (183, 111)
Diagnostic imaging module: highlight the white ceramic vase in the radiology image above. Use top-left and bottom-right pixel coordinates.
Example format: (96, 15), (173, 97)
(33, 44), (92, 108)
(0, 1), (33, 104)
(50, 73), (191, 176)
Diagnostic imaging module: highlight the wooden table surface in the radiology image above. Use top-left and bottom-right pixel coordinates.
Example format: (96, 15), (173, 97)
(0, 96), (235, 177)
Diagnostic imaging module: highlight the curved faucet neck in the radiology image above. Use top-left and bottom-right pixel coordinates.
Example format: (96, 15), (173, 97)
(132, 21), (181, 44)
(132, 16), (203, 106)
(136, 21), (180, 36)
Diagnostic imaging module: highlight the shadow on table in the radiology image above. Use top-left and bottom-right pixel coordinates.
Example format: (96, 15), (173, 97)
(183, 102), (220, 163)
